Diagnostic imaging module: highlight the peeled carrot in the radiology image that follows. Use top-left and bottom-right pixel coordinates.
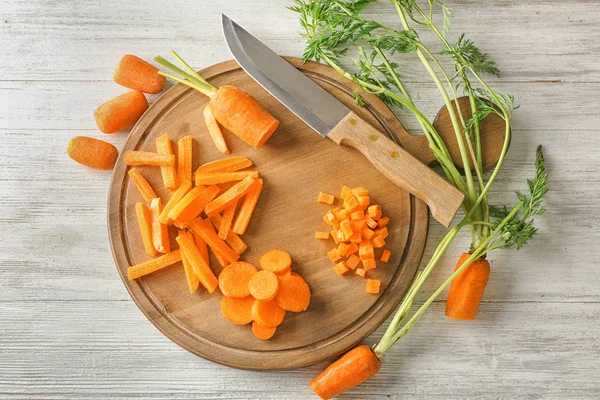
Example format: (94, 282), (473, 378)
(317, 192), (335, 205)
(372, 236), (385, 249)
(188, 218), (240, 265)
(195, 171), (259, 186)
(95, 90), (148, 134)
(208, 213), (248, 255)
(203, 106), (229, 154)
(231, 178), (263, 235)
(333, 262), (349, 276)
(375, 227), (389, 239)
(343, 195), (360, 213)
(327, 248), (342, 263)
(248, 270), (279, 301)
(352, 187), (368, 197)
(205, 176), (255, 216)
(445, 253), (490, 320)
(218, 261), (257, 298)
(176, 232), (218, 293)
(169, 185), (220, 227)
(309, 345), (381, 400)
(362, 258), (376, 271)
(315, 231), (330, 240)
(380, 249), (391, 263)
(177, 136), (193, 186)
(209, 85), (280, 149)
(150, 198), (170, 253)
(124, 151), (175, 167)
(336, 242), (349, 257)
(252, 321), (277, 340)
(276, 274), (311, 312)
(113, 54), (165, 94)
(127, 250), (181, 280)
(365, 279), (381, 294)
(346, 254), (361, 270)
(221, 296), (254, 325)
(340, 220), (353, 241)
(178, 230), (200, 293)
(158, 179), (192, 225)
(345, 243), (359, 257)
(128, 168), (157, 203)
(274, 268), (292, 281)
(218, 199), (238, 240)
(194, 156), (253, 175)
(156, 135), (178, 190)
(354, 268), (366, 278)
(340, 185), (353, 199)
(135, 202), (157, 257)
(259, 249), (292, 274)
(358, 244), (374, 260)
(378, 216), (390, 228)
(251, 298), (285, 328)
(67, 136), (118, 170)
(191, 231), (210, 264)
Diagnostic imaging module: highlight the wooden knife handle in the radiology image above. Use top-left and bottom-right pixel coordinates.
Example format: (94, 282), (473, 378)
(328, 111), (464, 227)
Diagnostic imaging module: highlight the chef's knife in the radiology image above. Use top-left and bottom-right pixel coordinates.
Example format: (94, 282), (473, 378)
(221, 14), (464, 227)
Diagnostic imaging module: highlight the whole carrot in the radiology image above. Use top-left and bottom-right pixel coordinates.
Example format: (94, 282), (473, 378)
(309, 345), (381, 400)
(94, 90), (148, 134)
(445, 253), (490, 320)
(114, 54), (165, 94)
(67, 136), (118, 170)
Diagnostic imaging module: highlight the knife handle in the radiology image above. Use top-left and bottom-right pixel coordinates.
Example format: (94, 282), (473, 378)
(328, 112), (464, 227)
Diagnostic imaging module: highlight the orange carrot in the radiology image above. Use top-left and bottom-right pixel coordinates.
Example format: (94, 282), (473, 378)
(195, 171), (259, 186)
(193, 157), (253, 175)
(324, 212), (340, 229)
(331, 230), (341, 245)
(259, 249), (292, 274)
(205, 176), (255, 216)
(67, 136), (118, 170)
(357, 195), (370, 208)
(380, 249), (391, 263)
(366, 279), (380, 294)
(150, 198), (170, 253)
(340, 185), (353, 199)
(135, 202), (157, 257)
(346, 254), (361, 270)
(354, 268), (366, 278)
(368, 204), (382, 220)
(124, 151), (174, 167)
(208, 213), (248, 255)
(221, 296), (254, 325)
(113, 54), (165, 94)
(333, 261), (349, 276)
(315, 231), (330, 240)
(362, 227), (375, 240)
(350, 210), (364, 221)
(445, 253), (490, 320)
(327, 248), (342, 263)
(156, 135), (178, 190)
(190, 231), (210, 264)
(345, 243), (359, 257)
(176, 232), (218, 293)
(343, 195), (360, 213)
(309, 345), (381, 400)
(203, 106), (229, 154)
(128, 168), (157, 203)
(335, 209), (350, 221)
(177, 136), (193, 186)
(352, 187), (368, 197)
(229, 178), (263, 234)
(218, 261), (257, 298)
(158, 179), (192, 225)
(188, 218), (240, 265)
(127, 250), (181, 280)
(377, 217), (390, 228)
(274, 268), (292, 281)
(191, 219), (226, 268)
(351, 219), (366, 233)
(375, 227), (389, 240)
(248, 270), (279, 301)
(365, 215), (378, 229)
(209, 85), (280, 149)
(169, 185), (220, 227)
(362, 259), (376, 271)
(95, 90), (148, 134)
(339, 220), (353, 241)
(372, 236), (386, 249)
(359, 244), (374, 260)
(336, 242), (349, 258)
(252, 321), (277, 340)
(349, 233), (362, 243)
(178, 230), (200, 293)
(218, 199), (238, 240)
(251, 298), (285, 328)
(276, 274), (311, 312)
(317, 192), (335, 205)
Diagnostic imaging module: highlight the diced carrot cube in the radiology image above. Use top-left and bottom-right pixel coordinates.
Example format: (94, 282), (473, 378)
(349, 233), (362, 243)
(334, 209), (350, 221)
(340, 185), (353, 199)
(362, 227), (375, 240)
(357, 196), (370, 208)
(332, 207), (342, 213)
(315, 231), (330, 240)
(355, 268), (366, 278)
(375, 226), (389, 239)
(372, 236), (386, 248)
(350, 211), (364, 220)
(362, 258), (376, 270)
(337, 242), (349, 257)
(366, 216), (378, 229)
(351, 219), (366, 232)
(359, 244), (374, 260)
(378, 217), (390, 228)
(366, 279), (381, 294)
(368, 205), (382, 220)
(380, 249), (391, 263)
(359, 239), (371, 246)
(333, 261), (350, 276)
(326, 212), (340, 229)
(317, 192), (335, 205)
(343, 195), (360, 212)
(346, 254), (361, 269)
(352, 187), (368, 197)
(331, 230), (341, 245)
(345, 243), (359, 257)
(328, 247), (342, 263)
(340, 220), (353, 241)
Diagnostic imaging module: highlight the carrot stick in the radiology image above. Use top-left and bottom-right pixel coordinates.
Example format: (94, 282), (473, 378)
(309, 345), (381, 400)
(177, 136), (193, 186)
(190, 231), (209, 264)
(128, 168), (157, 203)
(259, 249), (292, 274)
(176, 232), (218, 293)
(135, 202), (157, 257)
(221, 296), (254, 325)
(276, 274), (311, 312)
(127, 250), (181, 280)
(203, 106), (229, 154)
(251, 298), (285, 328)
(178, 230), (200, 293)
(208, 214), (248, 255)
(248, 270), (279, 301)
(194, 157), (253, 175)
(445, 253), (490, 320)
(188, 218), (240, 265)
(169, 185), (220, 227)
(95, 90), (148, 134)
(252, 321), (277, 340)
(218, 199), (238, 240)
(231, 178), (263, 235)
(209, 85), (280, 149)
(113, 54), (165, 94)
(218, 261), (257, 298)
(204, 176), (255, 216)
(156, 135), (178, 190)
(158, 179), (192, 225)
(67, 136), (118, 170)
(195, 171), (259, 186)
(150, 198), (170, 253)
(124, 151), (174, 167)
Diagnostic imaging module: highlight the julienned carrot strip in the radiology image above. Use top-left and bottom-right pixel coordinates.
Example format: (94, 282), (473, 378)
(218, 199), (238, 240)
(252, 321), (277, 340)
(195, 171), (259, 186)
(177, 136), (193, 186)
(135, 202), (157, 257)
(251, 298), (285, 328)
(176, 232), (218, 293)
(156, 135), (178, 190)
(127, 250), (181, 280)
(194, 157), (253, 175)
(124, 151), (175, 167)
(169, 185), (221, 227)
(150, 198), (170, 253)
(248, 270), (279, 301)
(221, 296), (254, 325)
(309, 345), (381, 400)
(203, 106), (229, 154)
(188, 218), (240, 265)
(208, 214), (248, 255)
(128, 168), (157, 203)
(276, 274), (311, 312)
(218, 261), (257, 298)
(191, 231), (210, 265)
(158, 179), (192, 225)
(204, 176), (255, 216)
(231, 178), (263, 235)
(95, 90), (148, 134)
(209, 85), (280, 149)
(445, 253), (490, 320)
(178, 230), (200, 293)
(67, 136), (118, 170)
(113, 54), (165, 94)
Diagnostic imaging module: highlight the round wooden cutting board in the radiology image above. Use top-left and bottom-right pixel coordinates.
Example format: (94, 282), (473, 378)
(108, 57), (429, 370)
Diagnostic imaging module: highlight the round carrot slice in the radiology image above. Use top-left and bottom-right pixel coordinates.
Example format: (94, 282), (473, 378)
(221, 296), (254, 325)
(259, 249), (292, 274)
(218, 261), (257, 298)
(248, 270), (279, 301)
(276, 274), (311, 312)
(251, 298), (285, 328)
(251, 321), (277, 340)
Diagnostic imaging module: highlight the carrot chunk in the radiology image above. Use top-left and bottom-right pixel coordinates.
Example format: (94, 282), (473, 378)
(317, 192), (335, 205)
(221, 296), (254, 325)
(124, 151), (174, 167)
(176, 232), (218, 293)
(276, 274), (311, 312)
(362, 258), (376, 271)
(231, 178), (264, 235)
(67, 136), (118, 170)
(177, 136), (193, 186)
(327, 248), (342, 263)
(351, 219), (366, 233)
(158, 179), (192, 225)
(343, 195), (360, 212)
(346, 254), (361, 270)
(259, 249), (292, 274)
(248, 270), (279, 301)
(375, 227), (389, 239)
(203, 106), (229, 154)
(340, 185), (353, 199)
(365, 215), (378, 229)
(156, 135), (178, 190)
(251, 298), (286, 327)
(368, 204), (382, 220)
(252, 321), (277, 340)
(349, 233), (362, 243)
(113, 54), (165, 94)
(337, 242), (349, 257)
(218, 261), (257, 298)
(378, 217), (390, 228)
(352, 187), (368, 197)
(354, 268), (366, 278)
(372, 236), (386, 249)
(194, 157), (253, 175)
(205, 176), (255, 216)
(359, 244), (374, 260)
(315, 231), (330, 240)
(178, 231), (200, 293)
(362, 227), (375, 240)
(150, 198), (170, 253)
(135, 202), (157, 257)
(357, 195), (370, 208)
(345, 243), (359, 257)
(331, 230), (341, 245)
(366, 279), (381, 294)
(190, 231), (210, 265)
(188, 218), (240, 265)
(325, 212), (340, 229)
(127, 250), (181, 280)
(95, 90), (148, 134)
(128, 168), (157, 204)
(170, 185), (220, 227)
(380, 249), (391, 263)
(195, 171), (259, 186)
(333, 261), (350, 276)
(340, 220), (353, 241)
(350, 211), (364, 221)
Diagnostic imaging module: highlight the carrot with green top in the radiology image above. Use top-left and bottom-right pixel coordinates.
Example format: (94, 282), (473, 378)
(67, 136), (118, 170)
(445, 253), (490, 320)
(113, 54), (165, 94)
(95, 90), (148, 134)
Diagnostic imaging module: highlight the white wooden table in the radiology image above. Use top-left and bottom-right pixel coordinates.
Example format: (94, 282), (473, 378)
(1, 1), (599, 398)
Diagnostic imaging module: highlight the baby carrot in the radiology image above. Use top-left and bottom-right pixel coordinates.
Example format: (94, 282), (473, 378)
(221, 296), (254, 325)
(194, 157), (253, 175)
(176, 232), (218, 293)
(259, 249), (292, 274)
(178, 230), (200, 293)
(124, 151), (175, 167)
(158, 179), (192, 225)
(248, 270), (279, 301)
(150, 198), (170, 253)
(445, 253), (490, 320)
(127, 250), (181, 280)
(231, 178), (263, 235)
(251, 298), (285, 328)
(95, 90), (148, 134)
(67, 136), (118, 170)
(113, 54), (165, 94)
(218, 261), (257, 298)
(135, 202), (157, 257)
(156, 135), (178, 190)
(177, 136), (193, 186)
(203, 106), (229, 154)
(128, 168), (157, 203)
(252, 321), (277, 340)
(276, 274), (311, 312)
(204, 176), (255, 216)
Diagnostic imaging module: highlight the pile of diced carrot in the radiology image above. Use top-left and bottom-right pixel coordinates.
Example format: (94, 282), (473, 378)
(316, 186), (392, 294)
(219, 250), (311, 340)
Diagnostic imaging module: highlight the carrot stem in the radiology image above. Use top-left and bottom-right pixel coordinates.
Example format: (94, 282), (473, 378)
(155, 55), (217, 97)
